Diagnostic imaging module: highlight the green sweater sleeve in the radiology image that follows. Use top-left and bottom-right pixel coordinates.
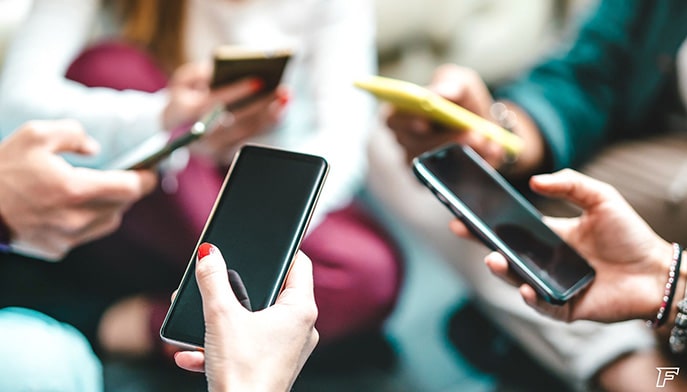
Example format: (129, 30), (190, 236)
(497, 0), (687, 170)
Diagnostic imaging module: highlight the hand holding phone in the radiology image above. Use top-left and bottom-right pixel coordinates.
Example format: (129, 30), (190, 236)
(174, 245), (319, 391)
(476, 169), (677, 325)
(161, 145), (328, 349)
(105, 105), (225, 171)
(211, 46), (292, 109)
(355, 75), (524, 157)
(413, 143), (595, 304)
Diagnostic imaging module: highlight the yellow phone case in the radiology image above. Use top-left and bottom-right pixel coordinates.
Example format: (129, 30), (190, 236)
(354, 75), (524, 156)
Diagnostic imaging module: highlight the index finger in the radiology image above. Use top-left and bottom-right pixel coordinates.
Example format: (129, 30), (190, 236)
(71, 167), (157, 203)
(386, 108), (432, 135)
(210, 77), (262, 107)
(449, 219), (475, 240)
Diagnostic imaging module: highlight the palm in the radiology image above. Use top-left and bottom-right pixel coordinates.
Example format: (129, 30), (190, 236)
(543, 186), (668, 323)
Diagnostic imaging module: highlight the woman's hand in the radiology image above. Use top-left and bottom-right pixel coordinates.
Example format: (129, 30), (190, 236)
(174, 243), (318, 392)
(191, 87), (289, 166)
(162, 62), (289, 165)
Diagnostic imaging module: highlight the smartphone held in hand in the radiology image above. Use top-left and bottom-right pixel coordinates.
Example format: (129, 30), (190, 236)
(211, 45), (292, 108)
(413, 143), (595, 304)
(160, 144), (328, 349)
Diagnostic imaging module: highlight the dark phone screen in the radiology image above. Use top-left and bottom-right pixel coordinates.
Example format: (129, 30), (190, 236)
(211, 55), (290, 110)
(417, 144), (593, 295)
(161, 146), (327, 347)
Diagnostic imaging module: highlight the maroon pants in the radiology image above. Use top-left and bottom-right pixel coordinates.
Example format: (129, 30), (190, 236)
(63, 41), (403, 345)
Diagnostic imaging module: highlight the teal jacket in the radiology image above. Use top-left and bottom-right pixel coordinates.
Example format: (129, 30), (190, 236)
(497, 0), (687, 170)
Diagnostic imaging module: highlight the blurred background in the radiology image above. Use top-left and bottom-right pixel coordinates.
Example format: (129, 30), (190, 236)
(0, 1), (595, 391)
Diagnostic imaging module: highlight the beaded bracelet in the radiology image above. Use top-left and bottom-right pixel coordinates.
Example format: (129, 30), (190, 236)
(647, 242), (683, 328)
(670, 245), (687, 353)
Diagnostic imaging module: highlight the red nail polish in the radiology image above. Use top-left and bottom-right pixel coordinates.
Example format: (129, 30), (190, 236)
(197, 242), (215, 261)
(277, 90), (291, 106)
(249, 79), (264, 92)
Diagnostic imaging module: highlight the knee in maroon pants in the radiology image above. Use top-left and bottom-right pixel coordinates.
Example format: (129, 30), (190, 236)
(301, 202), (404, 344)
(65, 40), (167, 92)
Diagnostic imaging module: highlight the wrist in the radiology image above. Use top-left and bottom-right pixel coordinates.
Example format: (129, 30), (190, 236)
(210, 365), (293, 392)
(645, 241), (684, 324)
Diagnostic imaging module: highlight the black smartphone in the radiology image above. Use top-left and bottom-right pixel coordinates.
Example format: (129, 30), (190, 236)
(412, 143), (595, 304)
(160, 145), (328, 349)
(210, 46), (291, 109)
(106, 105), (225, 171)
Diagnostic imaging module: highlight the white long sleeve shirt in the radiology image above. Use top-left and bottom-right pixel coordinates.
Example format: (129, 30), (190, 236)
(0, 0), (377, 222)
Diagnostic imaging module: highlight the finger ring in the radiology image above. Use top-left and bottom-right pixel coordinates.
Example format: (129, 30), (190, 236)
(219, 111), (235, 129)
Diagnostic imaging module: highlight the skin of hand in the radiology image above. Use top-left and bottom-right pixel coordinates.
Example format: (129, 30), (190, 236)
(174, 243), (319, 392)
(162, 62), (288, 165)
(449, 169), (673, 323)
(385, 64), (546, 176)
(0, 120), (157, 260)
(190, 87), (289, 166)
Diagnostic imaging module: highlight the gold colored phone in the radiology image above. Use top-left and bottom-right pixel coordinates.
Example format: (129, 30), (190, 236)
(354, 75), (524, 156)
(211, 46), (291, 108)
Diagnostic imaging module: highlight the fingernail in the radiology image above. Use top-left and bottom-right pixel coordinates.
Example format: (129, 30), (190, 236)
(277, 90), (291, 106)
(197, 242), (217, 261)
(432, 82), (457, 99)
(249, 79), (264, 92)
(532, 174), (553, 184)
(84, 136), (101, 155)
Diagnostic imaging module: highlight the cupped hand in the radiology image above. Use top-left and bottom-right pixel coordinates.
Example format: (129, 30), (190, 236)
(451, 169), (672, 323)
(174, 244), (318, 392)
(0, 120), (156, 260)
(386, 64), (506, 165)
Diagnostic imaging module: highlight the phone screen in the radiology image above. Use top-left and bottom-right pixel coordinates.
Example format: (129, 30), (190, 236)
(413, 144), (594, 303)
(161, 145), (328, 348)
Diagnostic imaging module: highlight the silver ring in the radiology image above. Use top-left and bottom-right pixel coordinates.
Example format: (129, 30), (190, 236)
(219, 111), (235, 129)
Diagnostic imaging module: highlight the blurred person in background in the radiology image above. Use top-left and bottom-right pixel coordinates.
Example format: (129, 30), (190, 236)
(377, 0), (687, 390)
(0, 120), (156, 391)
(457, 169), (687, 390)
(0, 0), (402, 361)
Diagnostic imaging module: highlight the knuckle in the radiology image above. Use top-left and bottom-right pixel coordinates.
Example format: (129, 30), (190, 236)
(103, 214), (123, 235)
(301, 302), (319, 328)
(310, 328), (320, 348)
(61, 213), (91, 235)
(19, 121), (47, 141)
(62, 181), (89, 204)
